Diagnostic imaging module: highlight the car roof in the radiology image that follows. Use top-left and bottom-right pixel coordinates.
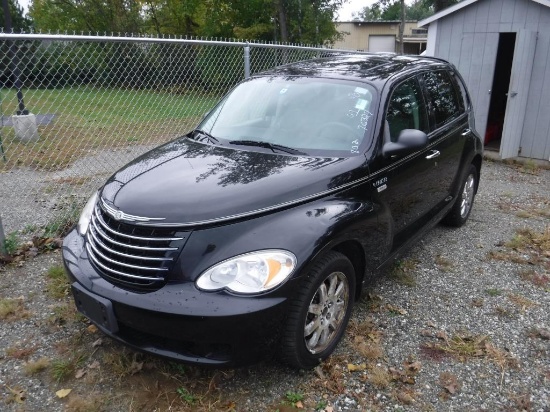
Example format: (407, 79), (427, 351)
(256, 53), (451, 89)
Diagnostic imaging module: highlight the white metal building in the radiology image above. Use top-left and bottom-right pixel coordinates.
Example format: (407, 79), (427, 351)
(419, 0), (550, 160)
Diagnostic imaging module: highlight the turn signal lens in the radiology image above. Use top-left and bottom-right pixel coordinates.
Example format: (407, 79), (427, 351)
(77, 192), (98, 236)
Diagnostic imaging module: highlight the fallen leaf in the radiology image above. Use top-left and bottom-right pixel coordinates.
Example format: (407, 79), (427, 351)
(436, 331), (448, 341)
(325, 407), (334, 412)
(56, 388), (72, 398)
(8, 387), (26, 403)
(427, 321), (437, 328)
(405, 360), (422, 373)
(295, 400), (304, 408)
(75, 369), (86, 379)
(87, 325), (98, 333)
(347, 363), (367, 372)
(88, 360), (100, 369)
(129, 360), (143, 375)
(396, 391), (414, 404)
(92, 338), (103, 347)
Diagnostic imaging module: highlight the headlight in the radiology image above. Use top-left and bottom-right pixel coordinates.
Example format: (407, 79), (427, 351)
(77, 192), (98, 236)
(196, 250), (297, 294)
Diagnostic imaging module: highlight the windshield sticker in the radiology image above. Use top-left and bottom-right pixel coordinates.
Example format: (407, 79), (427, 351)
(355, 99), (368, 111)
(350, 139), (360, 154)
(357, 110), (373, 131)
(280, 87), (288, 94)
(354, 87), (368, 95)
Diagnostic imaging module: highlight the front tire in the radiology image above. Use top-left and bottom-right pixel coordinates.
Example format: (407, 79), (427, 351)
(279, 251), (356, 369)
(443, 164), (477, 227)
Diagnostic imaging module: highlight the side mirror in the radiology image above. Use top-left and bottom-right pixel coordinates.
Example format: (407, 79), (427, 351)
(382, 129), (428, 158)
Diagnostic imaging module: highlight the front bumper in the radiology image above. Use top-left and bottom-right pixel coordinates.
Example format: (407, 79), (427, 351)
(62, 229), (293, 367)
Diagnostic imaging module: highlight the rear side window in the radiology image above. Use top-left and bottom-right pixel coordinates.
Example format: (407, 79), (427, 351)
(422, 70), (463, 129)
(386, 78), (428, 142)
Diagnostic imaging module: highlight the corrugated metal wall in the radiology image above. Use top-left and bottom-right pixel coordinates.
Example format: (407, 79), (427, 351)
(428, 0), (550, 160)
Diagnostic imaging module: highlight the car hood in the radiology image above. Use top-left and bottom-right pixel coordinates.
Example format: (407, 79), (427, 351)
(100, 138), (367, 226)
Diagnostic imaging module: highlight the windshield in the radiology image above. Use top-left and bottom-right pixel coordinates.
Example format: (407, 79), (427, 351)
(197, 77), (377, 157)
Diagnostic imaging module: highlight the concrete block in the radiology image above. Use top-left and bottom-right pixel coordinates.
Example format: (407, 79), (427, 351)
(12, 113), (39, 142)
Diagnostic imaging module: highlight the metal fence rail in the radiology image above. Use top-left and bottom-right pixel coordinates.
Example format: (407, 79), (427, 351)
(0, 33), (359, 239)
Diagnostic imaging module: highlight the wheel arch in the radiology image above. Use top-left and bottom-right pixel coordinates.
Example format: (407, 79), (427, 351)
(471, 154), (482, 194)
(331, 240), (367, 301)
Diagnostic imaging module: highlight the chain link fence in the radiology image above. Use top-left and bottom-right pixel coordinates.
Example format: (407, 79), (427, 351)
(0, 33), (359, 240)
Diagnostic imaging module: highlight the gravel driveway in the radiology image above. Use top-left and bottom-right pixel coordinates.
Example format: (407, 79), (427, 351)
(1, 158), (549, 411)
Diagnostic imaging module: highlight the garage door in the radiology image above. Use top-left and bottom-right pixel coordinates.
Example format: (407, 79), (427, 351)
(369, 35), (396, 53)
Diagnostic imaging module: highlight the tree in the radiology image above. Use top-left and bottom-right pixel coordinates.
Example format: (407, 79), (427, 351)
(1, 0), (32, 31)
(353, 0), (458, 21)
(30, 0), (142, 33)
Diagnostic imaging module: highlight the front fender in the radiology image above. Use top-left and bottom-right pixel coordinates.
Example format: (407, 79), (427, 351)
(174, 191), (384, 288)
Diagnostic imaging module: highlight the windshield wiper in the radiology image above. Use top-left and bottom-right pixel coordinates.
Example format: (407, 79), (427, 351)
(229, 140), (306, 155)
(191, 129), (220, 144)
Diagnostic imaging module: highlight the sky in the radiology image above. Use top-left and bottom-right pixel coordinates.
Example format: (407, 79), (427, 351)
(337, 0), (379, 21)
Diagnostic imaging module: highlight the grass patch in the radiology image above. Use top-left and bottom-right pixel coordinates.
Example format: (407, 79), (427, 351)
(0, 297), (30, 321)
(368, 365), (391, 388)
(485, 288), (502, 297)
(51, 353), (87, 382)
(1, 87), (219, 171)
(46, 265), (70, 299)
(6, 344), (37, 360)
(389, 259), (418, 287)
(24, 357), (50, 375)
(3, 232), (20, 255)
(507, 293), (536, 310)
(519, 269), (550, 288)
(434, 255), (453, 271)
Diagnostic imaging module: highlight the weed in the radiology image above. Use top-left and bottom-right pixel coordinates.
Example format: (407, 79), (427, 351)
(507, 293), (536, 310)
(368, 366), (391, 388)
(22, 224), (39, 234)
(519, 269), (550, 288)
(24, 357), (50, 375)
(51, 353), (87, 382)
(46, 265), (70, 299)
(3, 231), (20, 255)
(434, 255), (452, 271)
(176, 387), (196, 405)
(66, 393), (107, 412)
(103, 349), (144, 379)
(485, 288), (502, 297)
(389, 259), (418, 287)
(493, 306), (514, 319)
(48, 303), (78, 325)
(521, 159), (539, 175)
(0, 297), (29, 320)
(44, 203), (82, 238)
(315, 399), (328, 410)
(6, 345), (37, 360)
(285, 390), (304, 404)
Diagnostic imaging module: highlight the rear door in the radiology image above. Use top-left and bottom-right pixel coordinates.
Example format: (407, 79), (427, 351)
(419, 69), (469, 210)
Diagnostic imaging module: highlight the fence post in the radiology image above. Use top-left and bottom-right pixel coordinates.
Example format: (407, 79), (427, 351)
(244, 43), (250, 79)
(0, 216), (6, 255)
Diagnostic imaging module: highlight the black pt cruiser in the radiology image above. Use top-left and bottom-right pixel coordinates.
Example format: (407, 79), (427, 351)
(63, 54), (483, 369)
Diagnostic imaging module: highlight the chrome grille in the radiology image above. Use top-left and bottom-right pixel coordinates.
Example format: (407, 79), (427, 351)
(86, 204), (186, 290)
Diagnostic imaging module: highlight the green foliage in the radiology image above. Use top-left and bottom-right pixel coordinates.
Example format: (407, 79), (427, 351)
(354, 0), (459, 22)
(285, 390), (304, 404)
(3, 232), (20, 255)
(44, 203), (81, 238)
(176, 387), (196, 404)
(30, 0), (343, 45)
(0, 0), (32, 31)
(46, 265), (69, 299)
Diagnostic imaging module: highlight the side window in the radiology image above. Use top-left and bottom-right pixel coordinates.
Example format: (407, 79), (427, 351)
(451, 73), (468, 112)
(386, 78), (428, 142)
(422, 70), (463, 128)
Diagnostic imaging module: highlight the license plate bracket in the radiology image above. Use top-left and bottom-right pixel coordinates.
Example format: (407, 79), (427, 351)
(71, 282), (119, 333)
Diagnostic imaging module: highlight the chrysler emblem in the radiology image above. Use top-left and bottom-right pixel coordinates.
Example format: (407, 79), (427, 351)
(101, 198), (166, 223)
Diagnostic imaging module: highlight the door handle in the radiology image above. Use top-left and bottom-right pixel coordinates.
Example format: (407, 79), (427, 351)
(461, 129), (471, 136)
(425, 150), (440, 159)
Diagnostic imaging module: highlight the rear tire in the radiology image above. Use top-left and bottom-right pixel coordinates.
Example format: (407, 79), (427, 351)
(442, 164), (477, 227)
(279, 251), (355, 369)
